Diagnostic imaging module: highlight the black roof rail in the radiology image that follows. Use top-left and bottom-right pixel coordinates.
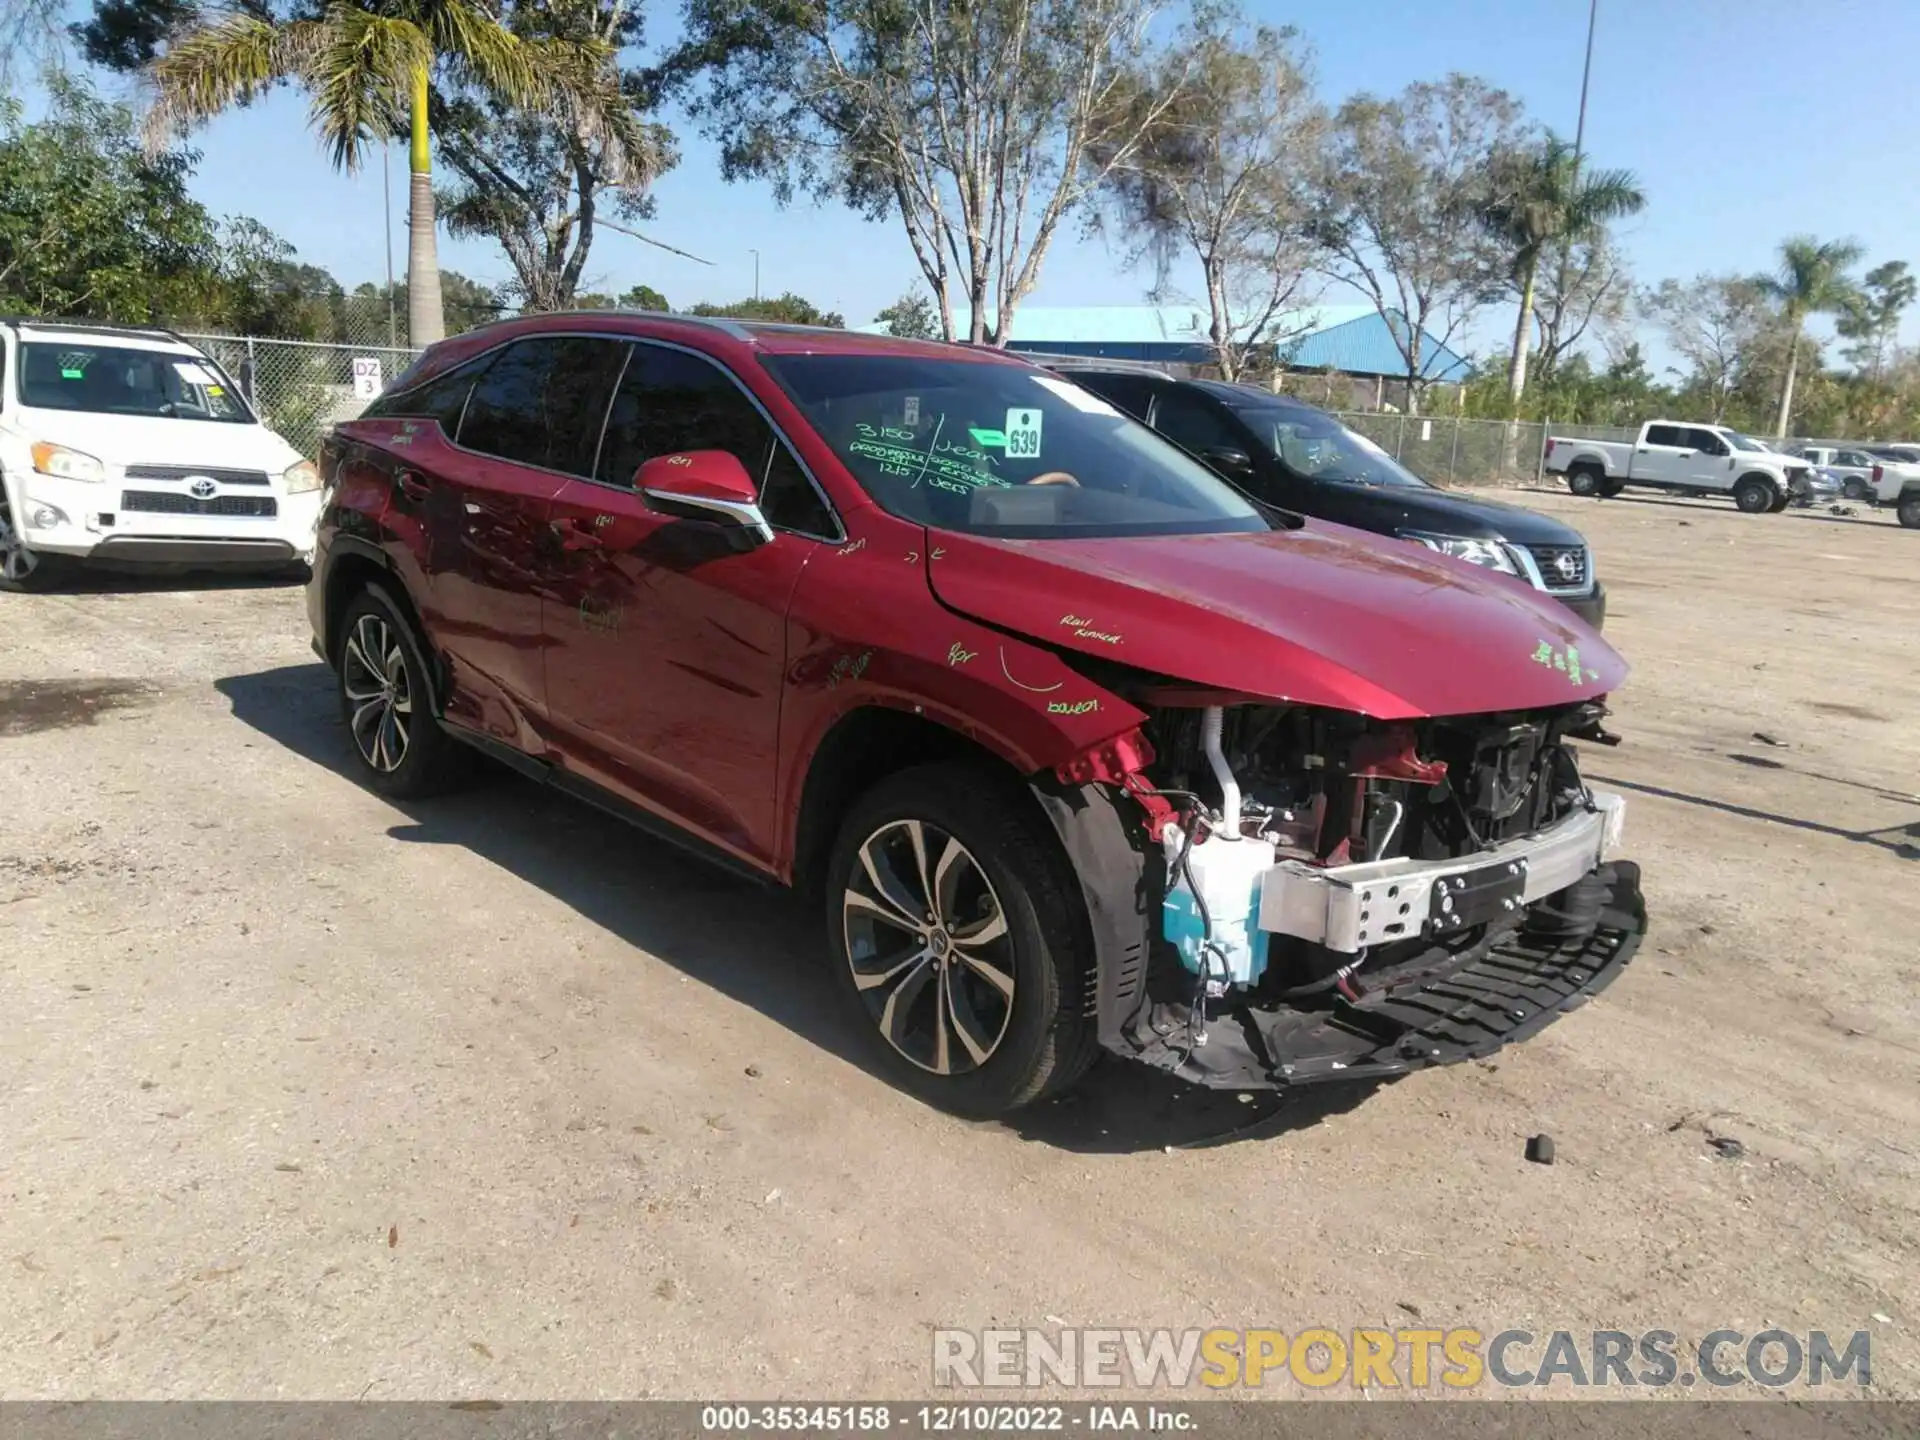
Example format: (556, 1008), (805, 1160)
(529, 307), (759, 341)
(1018, 350), (1177, 379)
(1, 316), (194, 346)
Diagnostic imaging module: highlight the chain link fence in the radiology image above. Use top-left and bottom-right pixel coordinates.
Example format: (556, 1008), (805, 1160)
(183, 333), (423, 458)
(1332, 413), (1639, 489)
(176, 328), (1653, 490)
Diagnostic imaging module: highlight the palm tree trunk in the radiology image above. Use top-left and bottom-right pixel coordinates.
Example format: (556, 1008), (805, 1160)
(1506, 254), (1537, 409)
(1774, 323), (1800, 438)
(406, 64), (445, 347)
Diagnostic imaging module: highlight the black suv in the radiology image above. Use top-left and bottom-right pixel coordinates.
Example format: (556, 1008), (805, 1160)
(1050, 364), (1606, 630)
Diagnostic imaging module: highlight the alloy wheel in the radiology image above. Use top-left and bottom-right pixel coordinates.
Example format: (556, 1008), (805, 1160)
(0, 505), (40, 585)
(342, 612), (413, 773)
(842, 819), (1016, 1076)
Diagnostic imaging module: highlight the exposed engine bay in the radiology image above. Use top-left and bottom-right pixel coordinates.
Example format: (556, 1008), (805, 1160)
(1072, 699), (1648, 1089)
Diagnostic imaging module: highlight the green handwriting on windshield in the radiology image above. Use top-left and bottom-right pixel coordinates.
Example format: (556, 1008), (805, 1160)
(848, 420), (1009, 494)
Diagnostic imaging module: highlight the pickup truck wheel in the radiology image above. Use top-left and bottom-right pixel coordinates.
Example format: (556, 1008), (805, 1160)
(1766, 489), (1792, 513)
(1733, 476), (1777, 513)
(1898, 493), (1920, 529)
(336, 584), (469, 799)
(1565, 464), (1604, 497)
(1598, 478), (1626, 498)
(826, 764), (1097, 1117)
(1842, 477), (1870, 502)
(0, 498), (70, 593)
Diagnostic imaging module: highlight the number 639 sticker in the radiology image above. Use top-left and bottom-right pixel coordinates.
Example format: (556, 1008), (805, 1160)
(1005, 408), (1042, 459)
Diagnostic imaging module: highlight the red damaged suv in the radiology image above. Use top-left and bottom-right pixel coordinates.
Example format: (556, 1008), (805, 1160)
(308, 312), (1646, 1116)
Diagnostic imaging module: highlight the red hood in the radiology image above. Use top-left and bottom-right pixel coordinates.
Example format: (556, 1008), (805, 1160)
(927, 522), (1624, 719)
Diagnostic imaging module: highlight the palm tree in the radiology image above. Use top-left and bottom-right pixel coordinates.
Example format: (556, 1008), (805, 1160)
(1478, 134), (1644, 408)
(1757, 235), (1864, 437)
(143, 0), (654, 345)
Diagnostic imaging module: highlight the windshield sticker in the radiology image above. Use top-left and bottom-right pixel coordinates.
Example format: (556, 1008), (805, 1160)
(903, 396), (920, 426)
(1005, 408), (1043, 459)
(60, 368), (84, 379)
(847, 429), (1011, 495)
(968, 427), (1007, 450)
(172, 362), (217, 386)
(1032, 374), (1120, 416)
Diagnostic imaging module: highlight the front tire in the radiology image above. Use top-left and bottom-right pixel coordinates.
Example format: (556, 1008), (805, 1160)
(1733, 476), (1777, 513)
(0, 497), (71, 593)
(336, 584), (468, 798)
(825, 764), (1098, 1117)
(1899, 493), (1920, 529)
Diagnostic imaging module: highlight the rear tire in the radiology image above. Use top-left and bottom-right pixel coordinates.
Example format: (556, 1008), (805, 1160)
(1898, 493), (1920, 529)
(0, 496), (71, 593)
(1733, 476), (1777, 513)
(1842, 477), (1869, 502)
(1565, 464), (1604, 497)
(824, 763), (1098, 1117)
(336, 583), (469, 799)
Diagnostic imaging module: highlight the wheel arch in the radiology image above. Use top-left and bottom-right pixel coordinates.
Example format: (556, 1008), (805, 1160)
(320, 542), (447, 711)
(787, 703), (1047, 896)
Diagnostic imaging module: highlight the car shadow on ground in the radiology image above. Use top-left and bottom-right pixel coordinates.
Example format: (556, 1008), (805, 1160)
(41, 565), (309, 596)
(1593, 493), (1895, 527)
(215, 662), (1382, 1153)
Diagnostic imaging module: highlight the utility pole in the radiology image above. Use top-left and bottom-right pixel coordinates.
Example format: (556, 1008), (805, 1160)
(383, 141), (397, 347)
(1546, 0), (1599, 379)
(750, 249), (760, 302)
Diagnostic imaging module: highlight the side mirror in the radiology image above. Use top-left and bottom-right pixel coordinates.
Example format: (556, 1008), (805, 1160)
(636, 450), (772, 544)
(1201, 445), (1254, 476)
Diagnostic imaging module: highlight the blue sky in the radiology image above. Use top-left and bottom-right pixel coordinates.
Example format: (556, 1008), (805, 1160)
(39, 0), (1920, 363)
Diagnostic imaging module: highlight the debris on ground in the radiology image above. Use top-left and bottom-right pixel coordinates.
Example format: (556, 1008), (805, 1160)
(744, 1065), (763, 1079)
(1525, 1134), (1556, 1165)
(1706, 1135), (1746, 1161)
(1753, 731), (1788, 747)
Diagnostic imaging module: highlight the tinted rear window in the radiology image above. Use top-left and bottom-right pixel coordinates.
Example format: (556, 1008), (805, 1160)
(456, 336), (629, 477)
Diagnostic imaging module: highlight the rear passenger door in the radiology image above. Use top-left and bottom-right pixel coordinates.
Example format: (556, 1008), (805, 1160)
(1633, 424), (1695, 486)
(382, 334), (627, 744)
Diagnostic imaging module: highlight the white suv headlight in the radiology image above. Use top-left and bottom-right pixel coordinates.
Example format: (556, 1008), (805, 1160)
(30, 442), (106, 483)
(283, 460), (322, 494)
(1399, 531), (1520, 575)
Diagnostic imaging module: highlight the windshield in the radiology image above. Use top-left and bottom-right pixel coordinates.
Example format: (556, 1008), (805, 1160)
(759, 354), (1266, 538)
(17, 342), (253, 423)
(1228, 401), (1430, 489)
(1721, 429), (1767, 453)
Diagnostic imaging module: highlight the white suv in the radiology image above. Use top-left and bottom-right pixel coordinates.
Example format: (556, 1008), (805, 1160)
(0, 320), (324, 592)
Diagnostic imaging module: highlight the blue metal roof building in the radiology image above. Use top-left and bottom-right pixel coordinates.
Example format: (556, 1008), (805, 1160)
(860, 303), (1472, 381)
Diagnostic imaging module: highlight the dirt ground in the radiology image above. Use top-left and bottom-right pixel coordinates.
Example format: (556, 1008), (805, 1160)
(1, 488), (1915, 1404)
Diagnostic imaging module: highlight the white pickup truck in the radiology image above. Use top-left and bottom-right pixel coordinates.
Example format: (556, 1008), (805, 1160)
(1861, 452), (1920, 528)
(1544, 421), (1809, 514)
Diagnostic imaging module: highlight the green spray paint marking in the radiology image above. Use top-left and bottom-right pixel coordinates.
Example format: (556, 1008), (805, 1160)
(968, 427), (1007, 450)
(61, 368), (84, 379)
(1533, 639), (1589, 686)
